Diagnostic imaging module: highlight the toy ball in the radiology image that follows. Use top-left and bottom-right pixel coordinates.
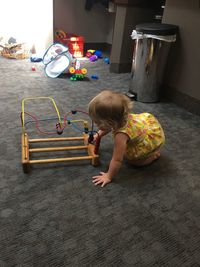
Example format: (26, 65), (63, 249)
(104, 57), (110, 64)
(89, 55), (98, 62)
(94, 50), (102, 58)
(31, 66), (36, 71)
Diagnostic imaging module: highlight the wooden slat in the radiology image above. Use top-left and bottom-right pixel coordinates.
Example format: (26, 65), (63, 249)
(83, 133), (99, 166)
(29, 145), (87, 153)
(22, 133), (29, 162)
(29, 155), (93, 164)
(22, 133), (30, 173)
(29, 136), (84, 143)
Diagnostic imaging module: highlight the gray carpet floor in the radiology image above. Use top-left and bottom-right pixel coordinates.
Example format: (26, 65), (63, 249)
(0, 55), (200, 267)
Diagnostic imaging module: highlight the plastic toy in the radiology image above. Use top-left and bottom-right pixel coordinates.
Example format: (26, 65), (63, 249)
(104, 57), (110, 64)
(94, 50), (102, 58)
(55, 29), (67, 39)
(87, 49), (95, 54)
(86, 49), (102, 62)
(91, 75), (98, 80)
(55, 30), (84, 58)
(69, 67), (87, 81)
(30, 57), (43, 62)
(68, 36), (84, 58)
(21, 97), (100, 173)
(89, 55), (98, 62)
(86, 52), (92, 58)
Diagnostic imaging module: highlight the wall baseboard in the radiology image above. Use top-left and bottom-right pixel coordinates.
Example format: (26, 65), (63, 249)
(162, 86), (200, 116)
(85, 43), (132, 73)
(110, 63), (132, 73)
(84, 43), (111, 53)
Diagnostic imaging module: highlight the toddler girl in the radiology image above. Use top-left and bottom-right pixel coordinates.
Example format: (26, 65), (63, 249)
(88, 90), (165, 187)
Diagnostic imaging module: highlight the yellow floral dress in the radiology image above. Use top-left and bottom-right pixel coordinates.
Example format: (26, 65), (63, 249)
(114, 113), (165, 160)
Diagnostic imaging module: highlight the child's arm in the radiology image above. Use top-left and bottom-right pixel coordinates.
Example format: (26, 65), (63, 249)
(93, 129), (110, 143)
(97, 129), (110, 138)
(92, 132), (128, 187)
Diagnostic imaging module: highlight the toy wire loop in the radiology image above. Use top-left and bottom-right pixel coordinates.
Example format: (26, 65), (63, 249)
(21, 97), (62, 133)
(21, 97), (97, 137)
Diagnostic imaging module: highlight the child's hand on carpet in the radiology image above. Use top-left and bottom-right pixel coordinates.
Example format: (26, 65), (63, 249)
(92, 172), (112, 187)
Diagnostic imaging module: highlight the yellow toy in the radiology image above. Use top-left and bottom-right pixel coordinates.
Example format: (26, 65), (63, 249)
(21, 97), (100, 173)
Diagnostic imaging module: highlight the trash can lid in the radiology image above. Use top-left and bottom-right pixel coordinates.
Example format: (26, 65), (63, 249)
(136, 23), (179, 36)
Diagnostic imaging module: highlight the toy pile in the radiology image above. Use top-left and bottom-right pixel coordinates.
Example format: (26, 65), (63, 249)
(86, 49), (110, 64)
(86, 49), (102, 62)
(0, 37), (29, 59)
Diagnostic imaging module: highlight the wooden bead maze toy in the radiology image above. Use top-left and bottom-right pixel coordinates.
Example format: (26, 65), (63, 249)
(21, 97), (100, 173)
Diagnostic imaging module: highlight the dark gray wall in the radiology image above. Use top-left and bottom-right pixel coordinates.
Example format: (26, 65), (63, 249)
(110, 5), (155, 73)
(162, 0), (200, 101)
(54, 0), (114, 43)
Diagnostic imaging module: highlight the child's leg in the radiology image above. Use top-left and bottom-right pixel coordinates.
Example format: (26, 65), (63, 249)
(128, 149), (161, 167)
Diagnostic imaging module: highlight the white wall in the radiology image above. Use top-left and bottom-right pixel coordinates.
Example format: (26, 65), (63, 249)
(0, 0), (53, 54)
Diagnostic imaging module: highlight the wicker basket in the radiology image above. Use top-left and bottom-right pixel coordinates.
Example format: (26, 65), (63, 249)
(0, 43), (30, 59)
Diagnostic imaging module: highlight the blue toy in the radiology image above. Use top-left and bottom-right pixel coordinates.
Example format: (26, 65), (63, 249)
(30, 57), (43, 62)
(104, 57), (110, 64)
(94, 50), (102, 58)
(91, 75), (99, 80)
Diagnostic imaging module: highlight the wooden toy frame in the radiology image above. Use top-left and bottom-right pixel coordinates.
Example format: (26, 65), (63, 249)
(21, 97), (99, 173)
(21, 132), (99, 173)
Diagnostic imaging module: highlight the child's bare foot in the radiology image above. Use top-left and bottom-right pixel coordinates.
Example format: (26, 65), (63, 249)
(129, 150), (161, 166)
(142, 150), (160, 166)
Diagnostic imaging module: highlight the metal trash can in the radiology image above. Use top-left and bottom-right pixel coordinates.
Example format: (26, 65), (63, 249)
(127, 23), (179, 102)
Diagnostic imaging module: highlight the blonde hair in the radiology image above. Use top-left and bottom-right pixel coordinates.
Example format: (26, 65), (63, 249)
(88, 90), (133, 130)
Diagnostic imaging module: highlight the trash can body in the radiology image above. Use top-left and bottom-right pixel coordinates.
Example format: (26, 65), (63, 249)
(128, 23), (178, 103)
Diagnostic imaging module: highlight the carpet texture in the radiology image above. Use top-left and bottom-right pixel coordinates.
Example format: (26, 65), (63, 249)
(0, 55), (200, 267)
